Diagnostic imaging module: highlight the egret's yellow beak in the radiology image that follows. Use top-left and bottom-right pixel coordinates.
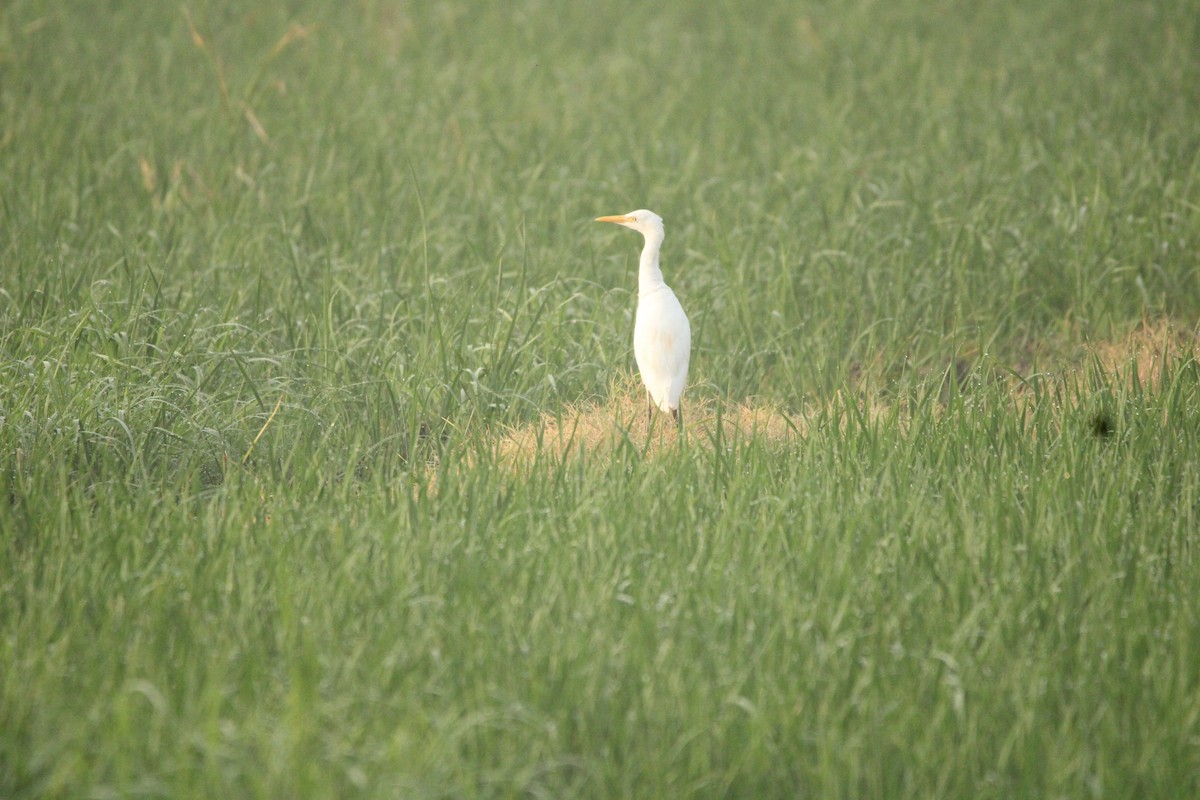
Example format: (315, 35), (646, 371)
(595, 215), (633, 224)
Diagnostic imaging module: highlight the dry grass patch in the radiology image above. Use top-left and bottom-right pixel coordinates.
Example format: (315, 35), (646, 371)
(1078, 318), (1198, 391)
(487, 320), (1197, 468)
(493, 376), (804, 465)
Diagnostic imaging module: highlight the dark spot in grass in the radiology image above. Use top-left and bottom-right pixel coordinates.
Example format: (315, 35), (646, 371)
(1089, 411), (1115, 439)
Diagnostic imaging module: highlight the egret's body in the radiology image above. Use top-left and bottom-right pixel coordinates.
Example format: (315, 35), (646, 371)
(596, 209), (691, 426)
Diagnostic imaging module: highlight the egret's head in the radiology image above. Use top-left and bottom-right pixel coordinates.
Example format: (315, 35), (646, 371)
(595, 209), (664, 239)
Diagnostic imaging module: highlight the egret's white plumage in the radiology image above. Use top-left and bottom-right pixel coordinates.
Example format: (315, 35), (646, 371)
(595, 209), (691, 425)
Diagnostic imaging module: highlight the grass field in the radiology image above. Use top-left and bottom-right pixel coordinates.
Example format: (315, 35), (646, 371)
(3, 1), (1200, 797)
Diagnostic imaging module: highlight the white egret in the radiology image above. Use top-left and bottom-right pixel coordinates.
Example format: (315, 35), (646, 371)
(595, 209), (691, 428)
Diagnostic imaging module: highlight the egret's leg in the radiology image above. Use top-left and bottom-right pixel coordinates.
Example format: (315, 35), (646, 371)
(673, 401), (683, 431)
(646, 393), (653, 429)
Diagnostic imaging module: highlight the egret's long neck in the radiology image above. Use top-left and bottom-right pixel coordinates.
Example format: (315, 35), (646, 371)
(638, 229), (666, 296)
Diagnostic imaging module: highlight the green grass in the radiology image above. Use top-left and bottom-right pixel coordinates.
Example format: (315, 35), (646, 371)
(2, 0), (1200, 797)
